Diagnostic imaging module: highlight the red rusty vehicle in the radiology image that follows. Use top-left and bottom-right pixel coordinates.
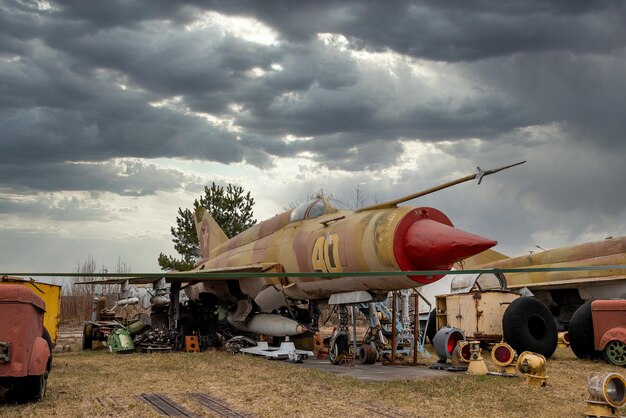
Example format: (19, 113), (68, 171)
(0, 284), (51, 401)
(591, 300), (626, 366)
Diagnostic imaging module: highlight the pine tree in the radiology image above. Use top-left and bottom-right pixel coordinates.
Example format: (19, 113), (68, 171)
(158, 182), (256, 271)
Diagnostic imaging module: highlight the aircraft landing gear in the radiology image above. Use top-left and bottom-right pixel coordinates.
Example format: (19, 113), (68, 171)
(329, 334), (350, 364)
(328, 305), (351, 365)
(358, 341), (378, 364)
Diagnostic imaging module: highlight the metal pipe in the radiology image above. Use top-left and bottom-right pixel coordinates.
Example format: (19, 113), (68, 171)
(401, 290), (410, 326)
(352, 305), (357, 357)
(413, 291), (418, 364)
(114, 297), (139, 307)
(391, 291), (397, 365)
(120, 279), (131, 299)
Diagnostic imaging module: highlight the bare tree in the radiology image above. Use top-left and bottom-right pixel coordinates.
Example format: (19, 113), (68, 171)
(285, 185), (368, 211)
(350, 184), (366, 210)
(60, 255), (132, 324)
(285, 189), (337, 210)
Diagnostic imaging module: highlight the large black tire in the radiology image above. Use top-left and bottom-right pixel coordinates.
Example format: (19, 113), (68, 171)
(426, 309), (437, 344)
(42, 327), (53, 367)
(502, 297), (558, 358)
(569, 301), (597, 359)
(20, 374), (47, 402)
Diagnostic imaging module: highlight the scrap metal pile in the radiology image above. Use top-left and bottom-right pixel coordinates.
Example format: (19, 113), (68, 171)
(133, 328), (181, 352)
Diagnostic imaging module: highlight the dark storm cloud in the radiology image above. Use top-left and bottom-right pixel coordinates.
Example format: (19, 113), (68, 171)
(1, 1), (275, 192)
(1, 0), (625, 194)
(467, 52), (626, 145)
(0, 160), (202, 196)
(204, 0), (626, 61)
(0, 194), (115, 221)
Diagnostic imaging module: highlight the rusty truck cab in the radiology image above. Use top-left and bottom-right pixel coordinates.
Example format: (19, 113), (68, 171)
(0, 284), (51, 401)
(591, 299), (626, 366)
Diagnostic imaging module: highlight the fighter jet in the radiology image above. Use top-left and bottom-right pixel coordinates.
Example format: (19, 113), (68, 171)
(476, 236), (626, 328)
(65, 162), (522, 358)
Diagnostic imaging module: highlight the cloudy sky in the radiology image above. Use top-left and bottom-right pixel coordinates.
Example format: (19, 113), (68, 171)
(1, 0), (625, 275)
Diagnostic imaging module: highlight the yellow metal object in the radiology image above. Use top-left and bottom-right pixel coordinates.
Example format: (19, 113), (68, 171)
(586, 372), (626, 417)
(450, 341), (470, 368)
(1, 276), (61, 346)
(557, 331), (569, 348)
(517, 351), (547, 387)
(491, 342), (517, 375)
(586, 402), (617, 417)
(458, 341), (471, 363)
(466, 341), (488, 375)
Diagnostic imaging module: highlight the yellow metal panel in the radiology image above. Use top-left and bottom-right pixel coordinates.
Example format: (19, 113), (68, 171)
(439, 291), (519, 340)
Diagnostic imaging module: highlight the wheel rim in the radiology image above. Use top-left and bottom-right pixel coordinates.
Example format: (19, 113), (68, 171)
(331, 343), (341, 361)
(606, 341), (626, 366)
(330, 335), (348, 363)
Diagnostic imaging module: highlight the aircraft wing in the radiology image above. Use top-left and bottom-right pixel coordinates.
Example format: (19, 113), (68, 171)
(76, 263), (284, 285)
(476, 236), (626, 291)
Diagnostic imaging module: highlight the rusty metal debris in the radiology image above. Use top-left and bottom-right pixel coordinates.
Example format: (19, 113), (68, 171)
(138, 393), (196, 417)
(189, 393), (252, 418)
(136, 393), (253, 417)
(134, 329), (180, 352)
(224, 336), (257, 355)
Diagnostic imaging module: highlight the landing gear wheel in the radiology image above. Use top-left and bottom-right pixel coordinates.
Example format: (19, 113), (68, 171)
(604, 340), (626, 366)
(569, 301), (597, 359)
(359, 342), (378, 364)
(502, 297), (557, 358)
(328, 334), (349, 365)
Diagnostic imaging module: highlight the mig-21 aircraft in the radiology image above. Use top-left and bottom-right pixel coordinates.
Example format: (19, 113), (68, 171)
(15, 162), (525, 361)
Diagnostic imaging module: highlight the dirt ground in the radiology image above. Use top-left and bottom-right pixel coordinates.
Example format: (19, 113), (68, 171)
(1, 326), (625, 417)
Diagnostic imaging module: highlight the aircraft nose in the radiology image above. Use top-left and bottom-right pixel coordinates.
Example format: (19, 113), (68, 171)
(402, 219), (497, 270)
(392, 208), (497, 283)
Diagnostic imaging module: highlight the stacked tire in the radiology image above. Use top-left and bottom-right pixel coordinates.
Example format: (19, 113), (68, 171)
(568, 301), (598, 359)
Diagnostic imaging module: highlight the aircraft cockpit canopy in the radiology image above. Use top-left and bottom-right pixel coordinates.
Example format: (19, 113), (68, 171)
(289, 197), (341, 222)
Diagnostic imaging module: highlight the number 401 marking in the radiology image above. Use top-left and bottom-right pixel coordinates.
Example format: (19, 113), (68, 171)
(311, 234), (343, 273)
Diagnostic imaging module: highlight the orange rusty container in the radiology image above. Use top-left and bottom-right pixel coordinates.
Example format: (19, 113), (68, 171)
(184, 335), (200, 352)
(591, 299), (626, 366)
(0, 284), (51, 401)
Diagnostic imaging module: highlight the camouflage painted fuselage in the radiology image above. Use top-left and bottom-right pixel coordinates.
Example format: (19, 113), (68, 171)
(480, 236), (626, 295)
(186, 198), (495, 307)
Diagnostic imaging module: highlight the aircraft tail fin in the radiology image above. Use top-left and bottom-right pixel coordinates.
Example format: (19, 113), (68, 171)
(194, 207), (228, 260)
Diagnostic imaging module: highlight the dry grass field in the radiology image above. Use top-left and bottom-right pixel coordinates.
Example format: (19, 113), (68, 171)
(1, 342), (625, 418)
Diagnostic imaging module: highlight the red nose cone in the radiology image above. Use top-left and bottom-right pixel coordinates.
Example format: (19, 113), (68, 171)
(403, 219), (497, 269)
(393, 208), (497, 284)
